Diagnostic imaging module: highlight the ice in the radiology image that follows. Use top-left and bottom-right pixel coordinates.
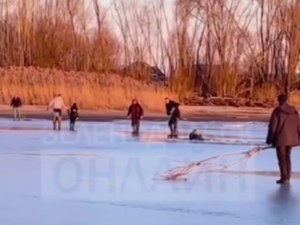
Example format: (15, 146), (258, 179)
(0, 118), (300, 225)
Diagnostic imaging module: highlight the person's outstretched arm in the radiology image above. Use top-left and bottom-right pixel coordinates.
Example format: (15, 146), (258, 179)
(63, 102), (68, 109)
(61, 98), (68, 109)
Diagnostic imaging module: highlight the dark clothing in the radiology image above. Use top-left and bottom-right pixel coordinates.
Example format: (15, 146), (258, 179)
(165, 100), (180, 118)
(127, 102), (143, 135)
(168, 115), (178, 129)
(127, 103), (143, 120)
(53, 108), (62, 117)
(11, 97), (22, 107)
(166, 100), (180, 137)
(70, 116), (77, 123)
(68, 105), (79, 118)
(189, 131), (204, 141)
(266, 102), (300, 182)
(266, 103), (300, 147)
(276, 146), (291, 180)
(131, 120), (140, 134)
(69, 116), (77, 131)
(68, 105), (79, 131)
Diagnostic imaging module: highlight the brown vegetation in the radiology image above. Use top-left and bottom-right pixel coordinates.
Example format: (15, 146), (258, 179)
(0, 67), (177, 111)
(1, 0), (300, 110)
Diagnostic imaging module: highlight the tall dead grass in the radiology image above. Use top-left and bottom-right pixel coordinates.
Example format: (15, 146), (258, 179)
(254, 85), (300, 107)
(1, 0), (300, 109)
(0, 67), (178, 112)
(1, 66), (300, 111)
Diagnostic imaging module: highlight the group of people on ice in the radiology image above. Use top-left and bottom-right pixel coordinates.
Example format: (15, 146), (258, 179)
(126, 97), (203, 140)
(47, 94), (79, 131)
(126, 93), (300, 185)
(9, 92), (300, 185)
(11, 91), (203, 139)
(10, 94), (79, 131)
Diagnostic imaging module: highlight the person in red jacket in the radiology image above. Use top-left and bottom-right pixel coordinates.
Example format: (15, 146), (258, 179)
(127, 99), (144, 135)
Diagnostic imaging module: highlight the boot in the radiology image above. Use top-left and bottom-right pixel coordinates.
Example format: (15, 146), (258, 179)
(173, 128), (178, 138)
(277, 164), (289, 184)
(53, 123), (56, 130)
(131, 125), (136, 135)
(276, 176), (290, 184)
(168, 125), (174, 138)
(276, 147), (289, 184)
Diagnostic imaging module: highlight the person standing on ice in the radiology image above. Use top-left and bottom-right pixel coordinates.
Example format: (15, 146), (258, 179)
(47, 94), (68, 130)
(67, 103), (79, 131)
(165, 98), (180, 138)
(127, 99), (143, 135)
(266, 94), (300, 184)
(10, 94), (22, 121)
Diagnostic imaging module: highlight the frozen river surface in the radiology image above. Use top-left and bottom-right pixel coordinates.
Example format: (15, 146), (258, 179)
(0, 119), (299, 225)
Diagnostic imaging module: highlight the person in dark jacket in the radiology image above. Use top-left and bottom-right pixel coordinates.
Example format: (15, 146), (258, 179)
(165, 98), (180, 138)
(67, 103), (79, 131)
(10, 95), (22, 120)
(266, 94), (300, 184)
(127, 99), (143, 135)
(189, 129), (204, 141)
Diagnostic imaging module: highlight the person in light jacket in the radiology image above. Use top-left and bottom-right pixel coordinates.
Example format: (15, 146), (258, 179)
(47, 94), (68, 130)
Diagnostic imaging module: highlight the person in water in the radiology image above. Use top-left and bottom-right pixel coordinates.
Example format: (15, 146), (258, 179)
(189, 129), (204, 141)
(266, 94), (300, 184)
(67, 103), (79, 131)
(47, 94), (68, 130)
(127, 99), (144, 135)
(165, 98), (180, 138)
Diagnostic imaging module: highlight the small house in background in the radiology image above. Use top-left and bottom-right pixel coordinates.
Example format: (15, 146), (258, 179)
(118, 61), (166, 82)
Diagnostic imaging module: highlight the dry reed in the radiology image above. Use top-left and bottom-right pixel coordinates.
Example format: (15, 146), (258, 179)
(1, 67), (300, 111)
(0, 66), (178, 112)
(0, 0), (300, 109)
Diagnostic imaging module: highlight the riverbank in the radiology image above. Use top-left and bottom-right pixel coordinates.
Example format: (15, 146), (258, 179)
(0, 105), (273, 122)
